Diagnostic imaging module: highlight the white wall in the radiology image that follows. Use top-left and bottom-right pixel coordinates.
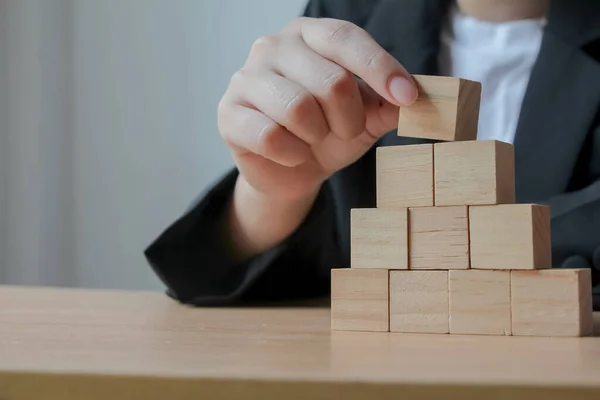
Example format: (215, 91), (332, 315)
(71, 0), (307, 290)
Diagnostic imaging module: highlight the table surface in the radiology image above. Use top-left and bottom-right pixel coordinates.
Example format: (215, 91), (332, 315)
(1, 285), (599, 400)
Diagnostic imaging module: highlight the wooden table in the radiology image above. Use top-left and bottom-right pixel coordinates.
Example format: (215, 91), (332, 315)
(0, 285), (599, 400)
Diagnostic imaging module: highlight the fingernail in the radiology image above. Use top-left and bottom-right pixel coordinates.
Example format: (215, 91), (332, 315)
(389, 76), (418, 106)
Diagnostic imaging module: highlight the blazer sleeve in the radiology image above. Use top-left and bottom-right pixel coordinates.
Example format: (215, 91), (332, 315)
(144, 168), (339, 305)
(545, 123), (600, 309)
(144, 0), (380, 306)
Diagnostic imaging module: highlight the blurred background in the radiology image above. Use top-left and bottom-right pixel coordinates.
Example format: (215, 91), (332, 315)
(0, 0), (307, 290)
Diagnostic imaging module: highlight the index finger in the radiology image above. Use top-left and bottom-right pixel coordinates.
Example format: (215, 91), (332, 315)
(299, 18), (418, 107)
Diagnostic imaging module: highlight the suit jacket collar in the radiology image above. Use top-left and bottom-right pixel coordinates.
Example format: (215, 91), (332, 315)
(365, 0), (600, 202)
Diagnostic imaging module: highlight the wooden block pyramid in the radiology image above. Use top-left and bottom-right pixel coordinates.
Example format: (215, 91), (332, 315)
(331, 75), (594, 337)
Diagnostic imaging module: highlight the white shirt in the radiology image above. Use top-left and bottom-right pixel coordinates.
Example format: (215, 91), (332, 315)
(438, 5), (546, 144)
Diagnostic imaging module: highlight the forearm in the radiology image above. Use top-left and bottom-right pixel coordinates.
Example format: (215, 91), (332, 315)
(225, 175), (321, 262)
(145, 167), (338, 306)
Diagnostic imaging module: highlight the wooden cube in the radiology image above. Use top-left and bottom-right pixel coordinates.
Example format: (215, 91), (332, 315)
(511, 269), (594, 337)
(351, 208), (408, 270)
(434, 140), (515, 206)
(449, 270), (511, 335)
(390, 271), (449, 333)
(376, 144), (434, 208)
(469, 204), (551, 270)
(409, 206), (469, 270)
(397, 75), (481, 142)
(331, 269), (389, 332)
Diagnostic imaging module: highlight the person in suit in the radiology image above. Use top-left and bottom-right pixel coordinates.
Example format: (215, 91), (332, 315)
(145, 0), (600, 310)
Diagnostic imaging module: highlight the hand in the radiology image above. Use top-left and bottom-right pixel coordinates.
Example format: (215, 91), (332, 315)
(218, 17), (417, 203)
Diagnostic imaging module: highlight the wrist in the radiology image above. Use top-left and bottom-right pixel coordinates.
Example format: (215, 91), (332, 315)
(235, 175), (321, 213)
(226, 176), (321, 260)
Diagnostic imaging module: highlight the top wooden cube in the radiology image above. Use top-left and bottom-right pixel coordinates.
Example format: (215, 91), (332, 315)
(397, 75), (481, 142)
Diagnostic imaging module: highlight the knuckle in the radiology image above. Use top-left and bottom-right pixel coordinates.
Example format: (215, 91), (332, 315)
(324, 68), (355, 97)
(283, 17), (309, 33)
(217, 101), (226, 127)
(249, 34), (279, 58)
(362, 47), (386, 70)
(294, 16), (312, 24)
(284, 91), (314, 124)
(229, 68), (248, 87)
(217, 95), (227, 115)
(256, 121), (283, 156)
(216, 99), (234, 138)
(324, 20), (358, 45)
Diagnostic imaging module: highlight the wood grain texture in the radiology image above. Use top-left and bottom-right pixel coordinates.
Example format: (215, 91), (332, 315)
(469, 204), (551, 270)
(376, 144), (434, 208)
(0, 286), (599, 400)
(397, 75), (481, 141)
(409, 206), (469, 270)
(390, 270), (449, 333)
(331, 269), (389, 332)
(511, 269), (594, 337)
(449, 270), (511, 335)
(351, 208), (408, 269)
(434, 140), (515, 206)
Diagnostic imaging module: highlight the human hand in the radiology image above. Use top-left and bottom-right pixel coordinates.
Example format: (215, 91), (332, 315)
(218, 17), (417, 202)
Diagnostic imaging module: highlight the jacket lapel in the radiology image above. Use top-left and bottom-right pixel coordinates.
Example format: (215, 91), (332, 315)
(365, 0), (600, 199)
(513, 0), (600, 202)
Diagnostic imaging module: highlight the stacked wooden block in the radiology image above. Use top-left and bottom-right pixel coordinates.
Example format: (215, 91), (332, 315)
(331, 75), (594, 337)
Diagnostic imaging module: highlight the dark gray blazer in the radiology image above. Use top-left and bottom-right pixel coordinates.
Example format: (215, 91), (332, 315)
(145, 0), (600, 309)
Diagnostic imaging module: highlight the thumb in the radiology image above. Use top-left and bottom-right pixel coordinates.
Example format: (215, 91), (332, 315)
(358, 78), (404, 140)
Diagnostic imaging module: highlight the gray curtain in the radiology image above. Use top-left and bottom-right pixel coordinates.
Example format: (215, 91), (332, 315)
(0, 0), (304, 289)
(0, 0), (75, 286)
